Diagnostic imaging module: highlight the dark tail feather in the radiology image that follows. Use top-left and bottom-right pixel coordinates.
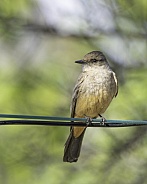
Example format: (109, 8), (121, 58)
(63, 129), (86, 163)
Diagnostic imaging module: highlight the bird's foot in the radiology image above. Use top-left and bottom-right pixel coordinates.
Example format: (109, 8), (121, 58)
(84, 115), (93, 127)
(99, 114), (106, 125)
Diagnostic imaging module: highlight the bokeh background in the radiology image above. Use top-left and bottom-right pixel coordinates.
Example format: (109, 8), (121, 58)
(0, 0), (147, 184)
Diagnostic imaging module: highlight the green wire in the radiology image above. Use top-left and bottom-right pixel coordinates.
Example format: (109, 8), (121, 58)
(0, 114), (146, 125)
(0, 114), (86, 122)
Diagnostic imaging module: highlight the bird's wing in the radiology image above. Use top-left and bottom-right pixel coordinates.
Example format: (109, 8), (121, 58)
(70, 73), (85, 118)
(70, 73), (86, 138)
(112, 72), (118, 97)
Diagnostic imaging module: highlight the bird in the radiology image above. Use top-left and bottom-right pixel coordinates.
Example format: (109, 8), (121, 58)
(63, 51), (118, 163)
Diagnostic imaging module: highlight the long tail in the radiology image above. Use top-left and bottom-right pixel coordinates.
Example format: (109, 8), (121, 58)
(63, 128), (86, 162)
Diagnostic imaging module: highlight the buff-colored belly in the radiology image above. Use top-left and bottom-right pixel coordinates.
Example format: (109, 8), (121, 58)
(75, 87), (113, 118)
(73, 92), (113, 138)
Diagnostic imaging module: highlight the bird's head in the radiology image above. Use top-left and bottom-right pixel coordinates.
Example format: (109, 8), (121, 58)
(75, 51), (108, 67)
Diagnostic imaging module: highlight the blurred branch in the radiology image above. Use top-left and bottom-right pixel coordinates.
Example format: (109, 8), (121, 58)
(0, 14), (146, 38)
(24, 22), (147, 39)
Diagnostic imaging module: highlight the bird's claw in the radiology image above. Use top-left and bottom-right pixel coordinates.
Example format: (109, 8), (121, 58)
(84, 115), (93, 127)
(99, 114), (106, 125)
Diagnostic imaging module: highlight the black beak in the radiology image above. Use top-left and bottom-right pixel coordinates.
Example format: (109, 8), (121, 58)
(75, 60), (85, 64)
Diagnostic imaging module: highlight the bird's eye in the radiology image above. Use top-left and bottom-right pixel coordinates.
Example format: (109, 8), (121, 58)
(92, 59), (97, 62)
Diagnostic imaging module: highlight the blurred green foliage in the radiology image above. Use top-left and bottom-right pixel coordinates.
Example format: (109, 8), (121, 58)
(0, 0), (147, 184)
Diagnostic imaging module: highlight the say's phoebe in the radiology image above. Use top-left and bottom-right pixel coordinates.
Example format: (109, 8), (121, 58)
(63, 51), (118, 163)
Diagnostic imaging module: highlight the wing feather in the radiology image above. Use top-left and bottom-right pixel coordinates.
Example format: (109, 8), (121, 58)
(70, 73), (85, 118)
(112, 72), (118, 97)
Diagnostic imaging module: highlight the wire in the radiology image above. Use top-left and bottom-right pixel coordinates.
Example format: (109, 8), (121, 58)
(0, 113), (94, 121)
(0, 114), (146, 127)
